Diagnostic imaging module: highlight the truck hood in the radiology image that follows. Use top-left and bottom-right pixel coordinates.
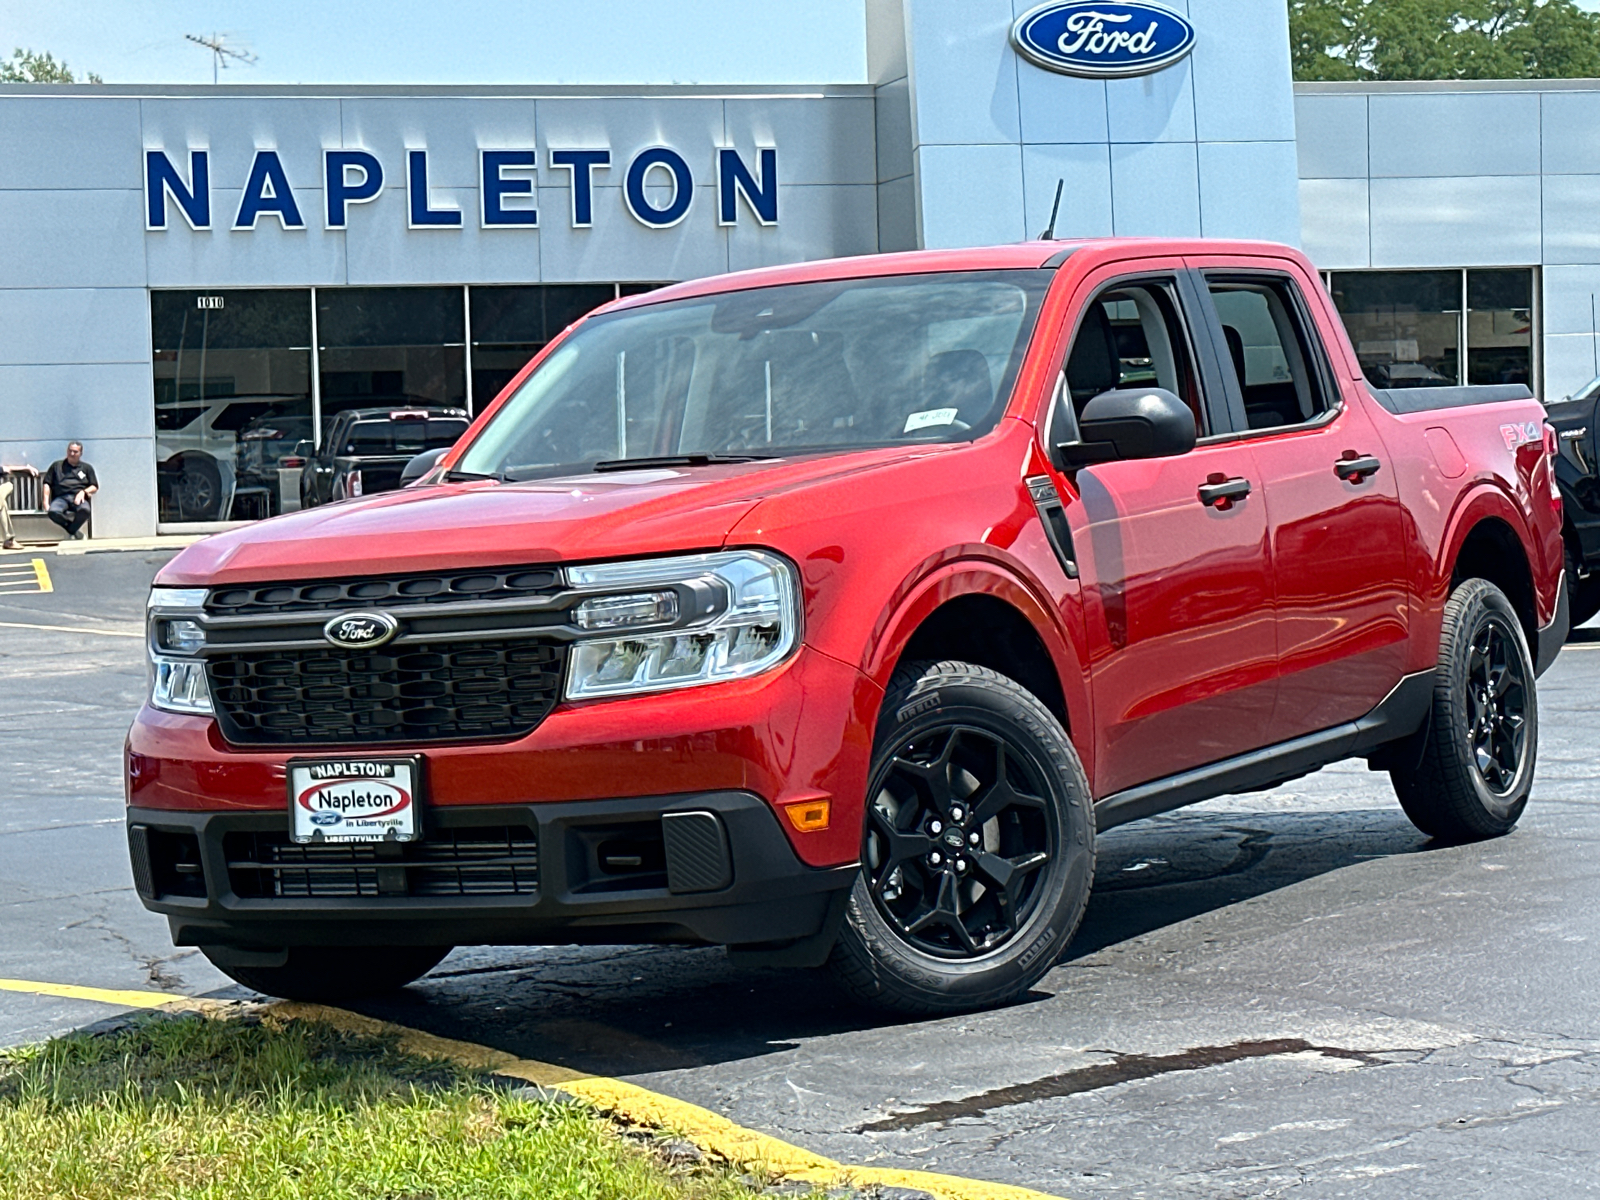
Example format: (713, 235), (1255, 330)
(158, 447), (931, 585)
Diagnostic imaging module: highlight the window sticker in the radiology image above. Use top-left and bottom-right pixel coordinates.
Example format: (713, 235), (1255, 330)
(904, 407), (960, 434)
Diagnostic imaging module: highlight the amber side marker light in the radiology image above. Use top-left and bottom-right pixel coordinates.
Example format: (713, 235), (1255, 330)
(785, 799), (831, 832)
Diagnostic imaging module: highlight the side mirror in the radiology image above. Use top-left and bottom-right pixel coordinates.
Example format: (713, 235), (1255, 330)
(1055, 387), (1197, 469)
(401, 446), (450, 486)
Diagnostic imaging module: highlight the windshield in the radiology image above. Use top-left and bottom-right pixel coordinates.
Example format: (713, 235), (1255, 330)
(456, 270), (1052, 479)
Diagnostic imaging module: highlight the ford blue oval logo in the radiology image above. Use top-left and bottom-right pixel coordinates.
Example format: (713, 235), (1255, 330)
(310, 811), (343, 826)
(1011, 0), (1196, 78)
(323, 611), (399, 650)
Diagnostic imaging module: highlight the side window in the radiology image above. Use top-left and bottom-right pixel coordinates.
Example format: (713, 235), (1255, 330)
(1206, 277), (1331, 431)
(1062, 280), (1206, 435)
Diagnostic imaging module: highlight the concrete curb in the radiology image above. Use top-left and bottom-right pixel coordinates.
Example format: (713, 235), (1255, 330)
(275, 1001), (1067, 1200)
(0, 979), (1066, 1200)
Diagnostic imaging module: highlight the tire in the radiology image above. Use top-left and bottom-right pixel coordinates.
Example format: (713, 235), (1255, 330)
(1391, 578), (1537, 842)
(174, 455), (223, 521)
(201, 945), (451, 1002)
(827, 660), (1094, 1015)
(1566, 541), (1600, 631)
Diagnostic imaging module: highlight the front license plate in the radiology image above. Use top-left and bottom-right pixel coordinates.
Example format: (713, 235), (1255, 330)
(287, 757), (421, 844)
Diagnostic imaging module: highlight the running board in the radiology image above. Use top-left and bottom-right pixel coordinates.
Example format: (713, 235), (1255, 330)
(1093, 670), (1435, 832)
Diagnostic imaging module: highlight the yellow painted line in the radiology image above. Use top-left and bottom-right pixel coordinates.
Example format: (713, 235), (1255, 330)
(0, 978), (207, 1011)
(277, 1003), (1066, 1200)
(32, 557), (52, 592)
(0, 619), (142, 638)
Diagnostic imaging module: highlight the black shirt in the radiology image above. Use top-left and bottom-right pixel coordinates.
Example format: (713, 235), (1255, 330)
(45, 459), (97, 505)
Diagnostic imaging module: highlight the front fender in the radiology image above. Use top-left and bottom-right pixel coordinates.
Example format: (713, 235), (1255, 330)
(855, 547), (1093, 773)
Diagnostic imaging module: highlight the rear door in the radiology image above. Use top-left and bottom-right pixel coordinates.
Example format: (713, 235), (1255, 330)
(1043, 261), (1278, 798)
(1186, 256), (1409, 742)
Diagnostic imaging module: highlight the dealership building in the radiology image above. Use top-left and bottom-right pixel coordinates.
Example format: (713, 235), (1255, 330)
(0, 0), (1589, 537)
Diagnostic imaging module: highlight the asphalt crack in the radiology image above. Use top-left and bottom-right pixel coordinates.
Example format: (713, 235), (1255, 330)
(859, 1039), (1397, 1132)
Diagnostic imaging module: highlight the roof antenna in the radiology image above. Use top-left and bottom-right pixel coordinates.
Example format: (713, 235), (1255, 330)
(1038, 178), (1064, 241)
(185, 33), (257, 85)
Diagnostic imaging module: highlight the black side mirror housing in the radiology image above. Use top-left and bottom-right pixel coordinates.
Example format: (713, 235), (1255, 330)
(400, 446), (450, 486)
(1054, 387), (1197, 469)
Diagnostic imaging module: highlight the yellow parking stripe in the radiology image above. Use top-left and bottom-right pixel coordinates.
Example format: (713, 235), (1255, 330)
(32, 557), (52, 592)
(0, 978), (203, 1010)
(0, 619), (142, 638)
(0, 978), (1064, 1200)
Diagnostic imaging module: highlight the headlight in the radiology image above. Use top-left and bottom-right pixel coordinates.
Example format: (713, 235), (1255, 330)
(146, 587), (213, 715)
(565, 551), (800, 699)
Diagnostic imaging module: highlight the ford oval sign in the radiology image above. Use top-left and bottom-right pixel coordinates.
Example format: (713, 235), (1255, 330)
(1011, 0), (1196, 78)
(323, 611), (399, 650)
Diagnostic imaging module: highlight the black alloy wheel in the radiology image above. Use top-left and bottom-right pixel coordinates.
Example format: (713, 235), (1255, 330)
(828, 660), (1094, 1015)
(865, 725), (1054, 959)
(1465, 614), (1530, 796)
(1391, 577), (1538, 842)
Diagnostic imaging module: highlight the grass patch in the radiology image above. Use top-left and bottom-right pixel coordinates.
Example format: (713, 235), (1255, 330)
(0, 1009), (755, 1200)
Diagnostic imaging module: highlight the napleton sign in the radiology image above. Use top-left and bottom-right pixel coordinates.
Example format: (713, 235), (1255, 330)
(144, 144), (780, 233)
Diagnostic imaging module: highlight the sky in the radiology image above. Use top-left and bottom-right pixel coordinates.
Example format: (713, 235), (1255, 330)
(0, 0), (871, 86)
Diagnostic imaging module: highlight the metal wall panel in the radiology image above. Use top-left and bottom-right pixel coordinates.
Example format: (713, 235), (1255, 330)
(1368, 92), (1539, 178)
(1297, 177), (1369, 269)
(914, 143), (1027, 248)
(0, 288), (149, 365)
(1199, 140), (1300, 243)
(0, 97), (141, 190)
(1294, 94), (1368, 179)
(1111, 141), (1201, 237)
(1369, 176), (1540, 266)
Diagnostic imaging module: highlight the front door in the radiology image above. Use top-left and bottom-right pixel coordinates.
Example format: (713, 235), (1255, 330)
(1047, 267), (1278, 798)
(1189, 259), (1409, 742)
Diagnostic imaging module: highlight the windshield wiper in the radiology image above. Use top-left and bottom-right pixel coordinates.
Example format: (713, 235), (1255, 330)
(444, 468), (505, 482)
(591, 453), (776, 473)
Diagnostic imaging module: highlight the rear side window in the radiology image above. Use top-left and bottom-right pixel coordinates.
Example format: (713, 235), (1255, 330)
(1061, 279), (1206, 435)
(1206, 277), (1332, 431)
(344, 417), (468, 454)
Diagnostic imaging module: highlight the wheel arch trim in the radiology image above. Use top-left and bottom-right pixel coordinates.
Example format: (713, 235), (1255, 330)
(857, 549), (1088, 754)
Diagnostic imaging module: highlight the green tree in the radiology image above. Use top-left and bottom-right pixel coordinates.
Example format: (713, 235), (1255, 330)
(0, 48), (101, 83)
(1290, 0), (1600, 80)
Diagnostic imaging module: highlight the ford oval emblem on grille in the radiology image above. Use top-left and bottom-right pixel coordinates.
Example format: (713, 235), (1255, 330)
(323, 611), (399, 649)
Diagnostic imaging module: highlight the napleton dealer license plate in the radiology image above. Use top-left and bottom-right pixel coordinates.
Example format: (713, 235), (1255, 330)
(287, 757), (421, 844)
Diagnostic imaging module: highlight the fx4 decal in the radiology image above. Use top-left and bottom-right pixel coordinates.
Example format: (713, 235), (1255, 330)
(1501, 420), (1543, 451)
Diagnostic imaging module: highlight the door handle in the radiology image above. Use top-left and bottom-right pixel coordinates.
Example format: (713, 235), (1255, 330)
(1335, 453), (1382, 482)
(1197, 475), (1252, 509)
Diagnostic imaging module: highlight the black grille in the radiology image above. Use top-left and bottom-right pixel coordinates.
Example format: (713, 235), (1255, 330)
(224, 826), (539, 898)
(206, 567), (562, 616)
(208, 638), (566, 746)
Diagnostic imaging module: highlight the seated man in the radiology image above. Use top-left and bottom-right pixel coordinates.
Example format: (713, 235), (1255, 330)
(43, 442), (97, 540)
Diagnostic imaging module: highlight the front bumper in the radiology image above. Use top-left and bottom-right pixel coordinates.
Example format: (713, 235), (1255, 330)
(128, 791), (857, 951)
(125, 644), (879, 870)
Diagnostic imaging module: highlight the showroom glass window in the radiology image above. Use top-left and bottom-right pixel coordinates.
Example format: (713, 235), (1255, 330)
(316, 287), (467, 436)
(1466, 270), (1533, 386)
(1327, 269), (1535, 390)
(149, 289), (312, 522)
(469, 285), (615, 409)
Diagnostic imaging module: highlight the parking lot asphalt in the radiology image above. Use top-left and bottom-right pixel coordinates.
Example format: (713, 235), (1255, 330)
(4, 547), (1600, 1198)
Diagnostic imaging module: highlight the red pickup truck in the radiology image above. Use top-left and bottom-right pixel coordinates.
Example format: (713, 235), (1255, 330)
(128, 239), (1567, 1014)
